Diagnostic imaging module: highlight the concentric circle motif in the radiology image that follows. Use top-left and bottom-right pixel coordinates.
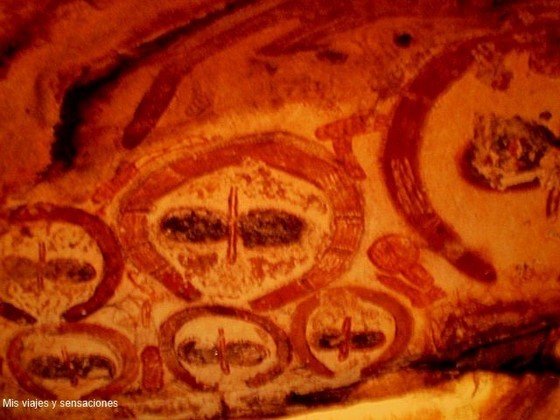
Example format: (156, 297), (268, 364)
(291, 287), (413, 378)
(118, 132), (364, 309)
(159, 305), (291, 391)
(7, 323), (139, 400)
(0, 204), (123, 323)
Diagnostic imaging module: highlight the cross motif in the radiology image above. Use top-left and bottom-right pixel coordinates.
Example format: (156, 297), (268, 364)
(338, 316), (352, 361)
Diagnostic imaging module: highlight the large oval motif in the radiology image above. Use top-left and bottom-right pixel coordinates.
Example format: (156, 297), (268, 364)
(118, 132), (364, 309)
(7, 323), (139, 400)
(0, 204), (123, 323)
(159, 305), (291, 391)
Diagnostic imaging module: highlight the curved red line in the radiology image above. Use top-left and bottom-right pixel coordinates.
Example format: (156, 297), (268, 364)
(4, 204), (124, 322)
(159, 305), (291, 391)
(120, 133), (363, 308)
(290, 294), (335, 377)
(381, 28), (556, 283)
(291, 287), (413, 378)
(7, 323), (139, 400)
(122, 65), (186, 150)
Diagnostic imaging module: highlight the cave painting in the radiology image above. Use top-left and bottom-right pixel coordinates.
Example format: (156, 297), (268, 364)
(159, 305), (291, 391)
(118, 132), (364, 310)
(7, 323), (138, 400)
(291, 287), (413, 379)
(367, 234), (446, 308)
(0, 204), (123, 324)
(383, 22), (560, 284)
(315, 105), (391, 180)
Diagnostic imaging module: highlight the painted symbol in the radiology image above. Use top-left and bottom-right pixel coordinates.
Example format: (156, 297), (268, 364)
(158, 195), (305, 259)
(159, 305), (291, 391)
(315, 105), (391, 179)
(177, 330), (270, 375)
(0, 204), (123, 323)
(140, 345), (164, 393)
(367, 234), (446, 308)
(310, 315), (386, 363)
(119, 132), (363, 309)
(28, 347), (115, 387)
(2, 243), (97, 293)
(382, 23), (560, 283)
(7, 323), (139, 400)
(92, 162), (139, 207)
(291, 287), (413, 378)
